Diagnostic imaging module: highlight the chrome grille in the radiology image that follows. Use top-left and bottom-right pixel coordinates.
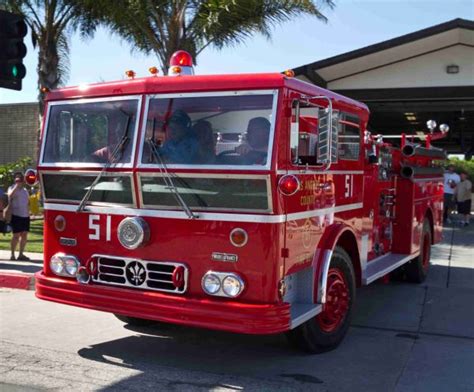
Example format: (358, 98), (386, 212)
(91, 255), (188, 294)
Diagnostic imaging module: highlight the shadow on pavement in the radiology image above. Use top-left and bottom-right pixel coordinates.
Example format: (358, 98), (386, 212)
(0, 263), (42, 274)
(76, 260), (474, 391)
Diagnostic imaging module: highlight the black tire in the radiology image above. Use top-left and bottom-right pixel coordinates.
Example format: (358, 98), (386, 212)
(286, 247), (356, 353)
(114, 314), (157, 327)
(405, 218), (431, 283)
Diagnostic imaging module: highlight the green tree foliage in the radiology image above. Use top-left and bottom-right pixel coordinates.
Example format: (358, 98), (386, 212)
(0, 157), (33, 191)
(77, 0), (335, 73)
(447, 157), (474, 187)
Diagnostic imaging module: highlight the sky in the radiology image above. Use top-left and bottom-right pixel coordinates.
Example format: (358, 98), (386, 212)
(1, 0), (473, 104)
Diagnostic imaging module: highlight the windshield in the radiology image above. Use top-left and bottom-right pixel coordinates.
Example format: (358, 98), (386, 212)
(42, 98), (139, 165)
(141, 92), (275, 167)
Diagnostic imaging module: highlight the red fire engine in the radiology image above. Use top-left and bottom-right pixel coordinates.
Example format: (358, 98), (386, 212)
(32, 51), (447, 352)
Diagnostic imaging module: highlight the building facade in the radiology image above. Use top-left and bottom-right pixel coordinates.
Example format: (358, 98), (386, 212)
(0, 102), (39, 165)
(294, 18), (474, 155)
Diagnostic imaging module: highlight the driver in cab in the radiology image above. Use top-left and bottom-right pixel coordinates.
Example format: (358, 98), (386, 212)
(160, 110), (199, 164)
(235, 117), (270, 165)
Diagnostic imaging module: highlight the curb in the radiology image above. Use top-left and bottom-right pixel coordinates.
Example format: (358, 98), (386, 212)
(0, 272), (35, 290)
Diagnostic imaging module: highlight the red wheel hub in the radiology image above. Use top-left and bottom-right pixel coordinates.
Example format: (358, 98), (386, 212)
(316, 268), (350, 333)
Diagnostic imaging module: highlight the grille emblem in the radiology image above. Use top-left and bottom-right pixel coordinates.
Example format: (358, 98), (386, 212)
(126, 261), (146, 286)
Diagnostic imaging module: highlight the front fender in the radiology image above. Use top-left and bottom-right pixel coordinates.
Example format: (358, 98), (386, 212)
(312, 223), (358, 303)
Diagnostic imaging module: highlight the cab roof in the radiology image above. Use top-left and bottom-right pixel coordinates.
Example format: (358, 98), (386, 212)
(46, 72), (369, 115)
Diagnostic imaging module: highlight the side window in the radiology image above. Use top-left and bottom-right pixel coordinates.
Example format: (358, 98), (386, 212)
(338, 113), (360, 160)
(290, 100), (319, 165)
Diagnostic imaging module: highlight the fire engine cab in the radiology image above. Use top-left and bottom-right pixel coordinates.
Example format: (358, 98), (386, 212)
(33, 51), (446, 352)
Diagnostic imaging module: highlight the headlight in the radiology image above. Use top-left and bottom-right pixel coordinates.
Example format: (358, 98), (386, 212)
(222, 275), (244, 297)
(50, 253), (79, 277)
(201, 271), (245, 298)
(64, 257), (79, 276)
(50, 254), (64, 275)
(202, 273), (221, 295)
(118, 217), (150, 249)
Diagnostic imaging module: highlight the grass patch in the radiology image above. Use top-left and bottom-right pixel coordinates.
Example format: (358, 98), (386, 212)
(0, 219), (44, 253)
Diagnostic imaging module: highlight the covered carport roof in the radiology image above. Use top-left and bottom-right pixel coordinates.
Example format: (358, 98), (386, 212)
(293, 19), (474, 155)
(293, 18), (474, 88)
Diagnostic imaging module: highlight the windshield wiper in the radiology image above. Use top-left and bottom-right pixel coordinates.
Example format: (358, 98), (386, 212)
(77, 116), (131, 212)
(147, 138), (198, 219)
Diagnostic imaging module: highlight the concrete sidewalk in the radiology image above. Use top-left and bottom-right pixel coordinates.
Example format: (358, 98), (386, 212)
(0, 249), (43, 290)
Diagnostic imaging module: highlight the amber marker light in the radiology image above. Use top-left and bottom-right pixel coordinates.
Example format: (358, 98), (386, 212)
(230, 228), (248, 247)
(125, 70), (136, 79)
(149, 66), (159, 76)
(283, 69), (295, 77)
(171, 66), (182, 74)
(40, 86), (49, 93)
(54, 215), (66, 232)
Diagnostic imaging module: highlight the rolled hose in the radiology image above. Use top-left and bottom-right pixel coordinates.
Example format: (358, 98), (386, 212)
(402, 143), (446, 160)
(400, 165), (444, 179)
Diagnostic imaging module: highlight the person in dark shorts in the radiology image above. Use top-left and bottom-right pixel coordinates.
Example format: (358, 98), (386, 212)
(7, 172), (31, 261)
(455, 171), (472, 227)
(0, 188), (7, 233)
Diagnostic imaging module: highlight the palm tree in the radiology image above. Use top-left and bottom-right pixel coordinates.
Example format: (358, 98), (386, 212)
(1, 0), (98, 113)
(78, 0), (335, 74)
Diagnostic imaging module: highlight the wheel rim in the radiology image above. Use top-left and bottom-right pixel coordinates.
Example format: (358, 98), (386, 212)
(421, 231), (431, 272)
(316, 268), (350, 333)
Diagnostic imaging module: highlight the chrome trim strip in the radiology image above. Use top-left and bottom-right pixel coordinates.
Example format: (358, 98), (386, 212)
(363, 252), (420, 285)
(290, 304), (323, 329)
(136, 89), (278, 171)
(412, 177), (444, 183)
(44, 202), (364, 223)
(276, 170), (364, 175)
(39, 95), (142, 169)
(318, 249), (333, 304)
(286, 203), (363, 221)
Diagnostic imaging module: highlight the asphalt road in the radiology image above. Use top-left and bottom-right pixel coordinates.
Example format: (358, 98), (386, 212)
(1, 224), (473, 392)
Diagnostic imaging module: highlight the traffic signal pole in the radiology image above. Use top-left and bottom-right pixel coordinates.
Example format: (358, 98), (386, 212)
(0, 10), (28, 91)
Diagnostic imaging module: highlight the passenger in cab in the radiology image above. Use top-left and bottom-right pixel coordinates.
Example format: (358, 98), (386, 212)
(193, 120), (216, 164)
(235, 117), (271, 165)
(160, 110), (199, 164)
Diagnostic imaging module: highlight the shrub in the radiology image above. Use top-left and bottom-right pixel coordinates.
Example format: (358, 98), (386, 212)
(446, 158), (474, 191)
(0, 157), (34, 191)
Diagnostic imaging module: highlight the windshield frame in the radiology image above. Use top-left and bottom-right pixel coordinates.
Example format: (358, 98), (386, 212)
(137, 172), (273, 213)
(39, 95), (142, 168)
(39, 170), (137, 207)
(137, 89), (278, 171)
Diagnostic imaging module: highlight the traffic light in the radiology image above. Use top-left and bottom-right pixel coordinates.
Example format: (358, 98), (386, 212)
(0, 10), (27, 91)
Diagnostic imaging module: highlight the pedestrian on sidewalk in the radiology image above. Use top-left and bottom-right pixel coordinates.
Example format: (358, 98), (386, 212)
(0, 188), (7, 233)
(443, 165), (460, 224)
(7, 172), (31, 261)
(455, 171), (472, 227)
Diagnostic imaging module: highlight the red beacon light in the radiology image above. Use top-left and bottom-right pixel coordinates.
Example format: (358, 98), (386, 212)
(168, 50), (194, 76)
(24, 168), (38, 186)
(278, 175), (300, 196)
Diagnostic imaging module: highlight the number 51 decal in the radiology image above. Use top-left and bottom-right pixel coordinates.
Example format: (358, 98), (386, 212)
(345, 175), (354, 198)
(89, 215), (112, 241)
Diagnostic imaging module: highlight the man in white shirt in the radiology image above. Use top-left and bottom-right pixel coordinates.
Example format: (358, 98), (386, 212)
(443, 165), (460, 224)
(7, 172), (31, 261)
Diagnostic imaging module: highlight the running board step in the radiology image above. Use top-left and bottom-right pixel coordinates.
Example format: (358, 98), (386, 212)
(363, 252), (418, 285)
(290, 303), (323, 329)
